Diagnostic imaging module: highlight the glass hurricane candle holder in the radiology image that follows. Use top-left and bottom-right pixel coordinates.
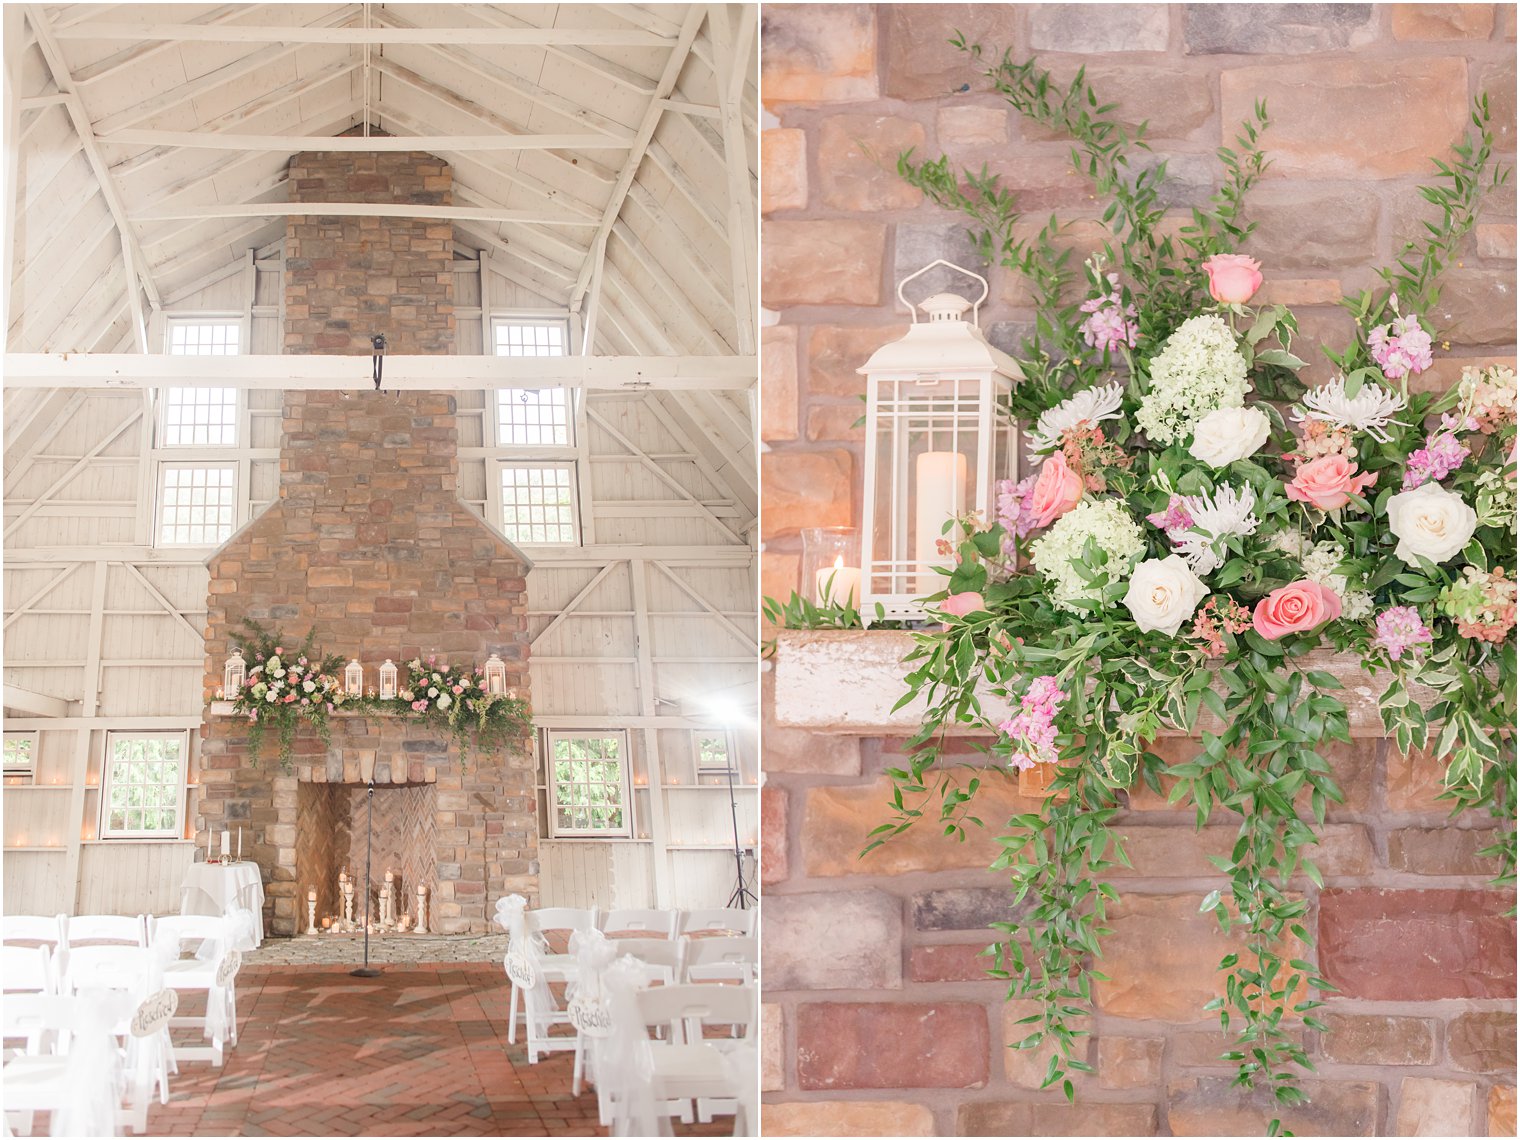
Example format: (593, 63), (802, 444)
(801, 527), (861, 610)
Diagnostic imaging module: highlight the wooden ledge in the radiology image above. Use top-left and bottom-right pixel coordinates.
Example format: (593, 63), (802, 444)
(771, 629), (1438, 737)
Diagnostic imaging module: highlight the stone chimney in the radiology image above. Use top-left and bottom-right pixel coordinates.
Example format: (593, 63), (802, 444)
(198, 143), (536, 936)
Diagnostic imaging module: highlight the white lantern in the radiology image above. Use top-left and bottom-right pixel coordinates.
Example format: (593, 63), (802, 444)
(483, 653), (507, 696)
(378, 659), (398, 701)
(344, 659), (365, 696)
(223, 649), (246, 695)
(858, 261), (1021, 620)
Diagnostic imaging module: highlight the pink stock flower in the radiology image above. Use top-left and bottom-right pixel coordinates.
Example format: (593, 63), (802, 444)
(1402, 431), (1469, 490)
(1253, 581), (1343, 640)
(1285, 454), (1377, 511)
(998, 676), (1067, 771)
(995, 475), (1040, 546)
(1373, 606), (1433, 662)
(1078, 273), (1139, 353)
(1028, 452), (1085, 528)
(1202, 254), (1263, 305)
(939, 592), (986, 617)
(1146, 496), (1195, 540)
(411, 699), (428, 712)
(1368, 314), (1433, 380)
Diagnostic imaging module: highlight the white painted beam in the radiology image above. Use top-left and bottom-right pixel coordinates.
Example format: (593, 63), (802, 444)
(710, 3), (757, 357)
(133, 202), (596, 226)
(4, 353), (757, 391)
(53, 23), (675, 46)
(99, 130), (633, 152)
(3, 684), (74, 718)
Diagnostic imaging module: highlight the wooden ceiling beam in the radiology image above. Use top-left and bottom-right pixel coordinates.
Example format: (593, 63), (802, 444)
(3, 352), (758, 391)
(98, 129), (633, 152)
(571, 7), (704, 340)
(709, 3), (757, 357)
(456, 7), (661, 96)
(24, 4), (162, 321)
(133, 201), (597, 226)
(55, 23), (676, 47)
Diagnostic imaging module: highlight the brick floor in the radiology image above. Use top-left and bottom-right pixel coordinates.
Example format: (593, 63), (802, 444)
(139, 962), (728, 1137)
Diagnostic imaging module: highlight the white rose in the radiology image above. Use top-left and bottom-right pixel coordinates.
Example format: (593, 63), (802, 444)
(1387, 483), (1478, 565)
(1122, 555), (1209, 636)
(428, 687), (439, 698)
(265, 691), (278, 703)
(1188, 406), (1271, 467)
(438, 694), (452, 710)
(303, 680), (315, 693)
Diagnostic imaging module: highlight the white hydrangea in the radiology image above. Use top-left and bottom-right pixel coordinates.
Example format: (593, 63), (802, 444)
(1301, 539), (1372, 618)
(1030, 499), (1146, 612)
(1136, 315), (1251, 445)
(1268, 530), (1308, 560)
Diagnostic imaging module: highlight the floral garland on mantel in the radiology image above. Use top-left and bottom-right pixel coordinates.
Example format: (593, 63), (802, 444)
(217, 621), (531, 771)
(835, 47), (1513, 1133)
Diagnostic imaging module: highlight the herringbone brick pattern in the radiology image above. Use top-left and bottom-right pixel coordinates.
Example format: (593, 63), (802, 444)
(145, 963), (728, 1137)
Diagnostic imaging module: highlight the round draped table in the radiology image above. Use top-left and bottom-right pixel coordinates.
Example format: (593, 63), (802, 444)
(180, 862), (264, 946)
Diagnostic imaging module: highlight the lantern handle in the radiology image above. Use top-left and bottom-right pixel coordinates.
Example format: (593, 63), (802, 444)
(897, 260), (989, 326)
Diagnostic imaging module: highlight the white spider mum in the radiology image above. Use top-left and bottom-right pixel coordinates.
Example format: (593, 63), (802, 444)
(1029, 382), (1125, 454)
(1173, 483), (1260, 575)
(1291, 375), (1408, 442)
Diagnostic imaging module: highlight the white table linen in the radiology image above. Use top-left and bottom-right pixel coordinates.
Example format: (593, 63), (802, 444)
(180, 864), (264, 946)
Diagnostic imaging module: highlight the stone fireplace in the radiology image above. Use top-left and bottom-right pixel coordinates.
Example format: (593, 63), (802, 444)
(197, 141), (536, 936)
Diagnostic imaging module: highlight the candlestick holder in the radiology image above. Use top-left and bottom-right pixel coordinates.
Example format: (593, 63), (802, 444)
(415, 884), (429, 935)
(801, 527), (861, 610)
(306, 894), (318, 936)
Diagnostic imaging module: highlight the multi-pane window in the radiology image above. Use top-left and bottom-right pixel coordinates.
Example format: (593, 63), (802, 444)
(547, 731), (630, 838)
(493, 319), (567, 357)
(3, 732), (37, 786)
(161, 387), (238, 447)
(158, 465), (236, 545)
(695, 732), (734, 774)
(497, 388), (571, 447)
(100, 732), (188, 839)
(501, 464), (577, 545)
(167, 321), (240, 355)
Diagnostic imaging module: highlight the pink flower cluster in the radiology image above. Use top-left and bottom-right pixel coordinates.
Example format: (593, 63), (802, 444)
(1372, 606), (1433, 662)
(1078, 273), (1139, 354)
(1368, 314), (1433, 380)
(1146, 495), (1195, 541)
(994, 474), (1039, 548)
(998, 675), (1066, 771)
(1402, 431), (1469, 490)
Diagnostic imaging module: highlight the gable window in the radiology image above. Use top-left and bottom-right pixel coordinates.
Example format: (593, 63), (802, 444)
(157, 463), (237, 545)
(546, 730), (631, 838)
(167, 319), (240, 356)
(161, 387), (239, 447)
(493, 318), (567, 358)
(100, 731), (188, 839)
(4, 732), (37, 786)
(497, 388), (571, 447)
(500, 463), (578, 545)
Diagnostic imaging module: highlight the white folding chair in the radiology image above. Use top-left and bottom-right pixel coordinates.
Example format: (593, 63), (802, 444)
(1, 992), (127, 1138)
(1, 946), (54, 996)
(0, 916), (66, 950)
(678, 907), (755, 938)
(498, 903), (594, 1047)
(610, 939), (684, 987)
(62, 915), (146, 949)
(600, 908), (678, 939)
(151, 916), (240, 1065)
(683, 936), (757, 985)
(62, 946), (157, 1002)
(631, 983), (754, 1128)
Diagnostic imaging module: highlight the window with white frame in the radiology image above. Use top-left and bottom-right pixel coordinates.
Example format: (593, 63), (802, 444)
(694, 731), (736, 775)
(157, 464), (237, 545)
(100, 731), (188, 839)
(501, 463), (578, 545)
(546, 731), (631, 838)
(493, 317), (567, 358)
(3, 732), (37, 786)
(497, 388), (571, 447)
(160, 387), (239, 447)
(167, 320), (240, 356)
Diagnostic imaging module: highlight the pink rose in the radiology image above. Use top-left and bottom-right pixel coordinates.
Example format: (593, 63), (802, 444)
(1029, 452), (1085, 528)
(452, 684), (464, 695)
(1253, 580), (1342, 640)
(1203, 254), (1263, 305)
(939, 592), (986, 617)
(1285, 454), (1377, 511)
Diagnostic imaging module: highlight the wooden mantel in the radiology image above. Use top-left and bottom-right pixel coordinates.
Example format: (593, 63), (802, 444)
(771, 629), (1442, 737)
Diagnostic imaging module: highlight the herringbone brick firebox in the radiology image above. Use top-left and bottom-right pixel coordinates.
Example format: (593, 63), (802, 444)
(197, 145), (536, 936)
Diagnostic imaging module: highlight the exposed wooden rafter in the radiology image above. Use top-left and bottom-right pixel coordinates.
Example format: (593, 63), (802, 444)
(53, 23), (676, 47)
(100, 130), (633, 152)
(132, 202), (596, 226)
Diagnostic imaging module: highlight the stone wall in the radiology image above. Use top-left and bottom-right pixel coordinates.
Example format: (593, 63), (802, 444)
(759, 5), (1516, 1136)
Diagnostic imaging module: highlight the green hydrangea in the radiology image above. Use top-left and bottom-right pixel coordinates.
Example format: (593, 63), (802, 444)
(1475, 469), (1517, 533)
(1136, 314), (1250, 445)
(1030, 499), (1146, 612)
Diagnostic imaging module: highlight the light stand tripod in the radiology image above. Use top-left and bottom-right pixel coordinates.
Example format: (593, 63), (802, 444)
(723, 761), (756, 910)
(351, 778), (382, 978)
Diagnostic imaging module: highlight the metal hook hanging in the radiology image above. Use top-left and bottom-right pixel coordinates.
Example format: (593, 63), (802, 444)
(371, 333), (387, 390)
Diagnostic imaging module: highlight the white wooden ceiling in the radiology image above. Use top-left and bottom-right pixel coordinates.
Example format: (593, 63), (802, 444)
(3, 3), (758, 358)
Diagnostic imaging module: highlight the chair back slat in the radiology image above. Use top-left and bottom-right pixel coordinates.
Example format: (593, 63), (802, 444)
(1, 914), (66, 948)
(1, 944), (53, 994)
(678, 907), (755, 938)
(600, 908), (678, 939)
(63, 914), (147, 948)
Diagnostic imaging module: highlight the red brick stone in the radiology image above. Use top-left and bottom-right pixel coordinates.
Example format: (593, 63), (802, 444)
(937, 106), (1009, 151)
(1386, 745), (1456, 812)
(764, 889), (901, 991)
(807, 324), (906, 397)
(1392, 4), (1495, 39)
(1098, 1035), (1165, 1090)
(761, 324), (799, 442)
(760, 553), (801, 617)
(1031, 62), (1215, 142)
(761, 1003), (783, 1092)
(760, 448), (853, 540)
(1447, 1011), (1517, 1074)
(760, 786), (788, 885)
(958, 1100), (1159, 1136)
(909, 942), (998, 983)
(762, 672), (861, 775)
(764, 1101), (936, 1136)
(806, 405), (866, 443)
(1221, 59), (1470, 179)
(882, 5), (1019, 100)
(1096, 893), (1255, 1022)
(761, 128), (807, 214)
(796, 1002), (989, 1089)
(1168, 1076), (1377, 1136)
(1319, 1013), (1438, 1066)
(1396, 1076), (1477, 1136)
(1387, 827), (1504, 876)
(762, 220), (886, 307)
(1490, 1085), (1517, 1137)
(817, 114), (927, 211)
(761, 5), (877, 105)
(1318, 889), (1517, 1000)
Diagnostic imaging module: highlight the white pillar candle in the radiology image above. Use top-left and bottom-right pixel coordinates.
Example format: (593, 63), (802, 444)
(814, 554), (861, 609)
(915, 450), (968, 594)
(237, 827), (242, 861)
(220, 827), (230, 860)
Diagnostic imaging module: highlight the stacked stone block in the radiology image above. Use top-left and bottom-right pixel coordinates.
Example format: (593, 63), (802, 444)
(760, 5), (1517, 1135)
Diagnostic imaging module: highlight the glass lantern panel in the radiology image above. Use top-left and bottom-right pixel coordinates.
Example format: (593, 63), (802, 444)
(868, 374), (986, 600)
